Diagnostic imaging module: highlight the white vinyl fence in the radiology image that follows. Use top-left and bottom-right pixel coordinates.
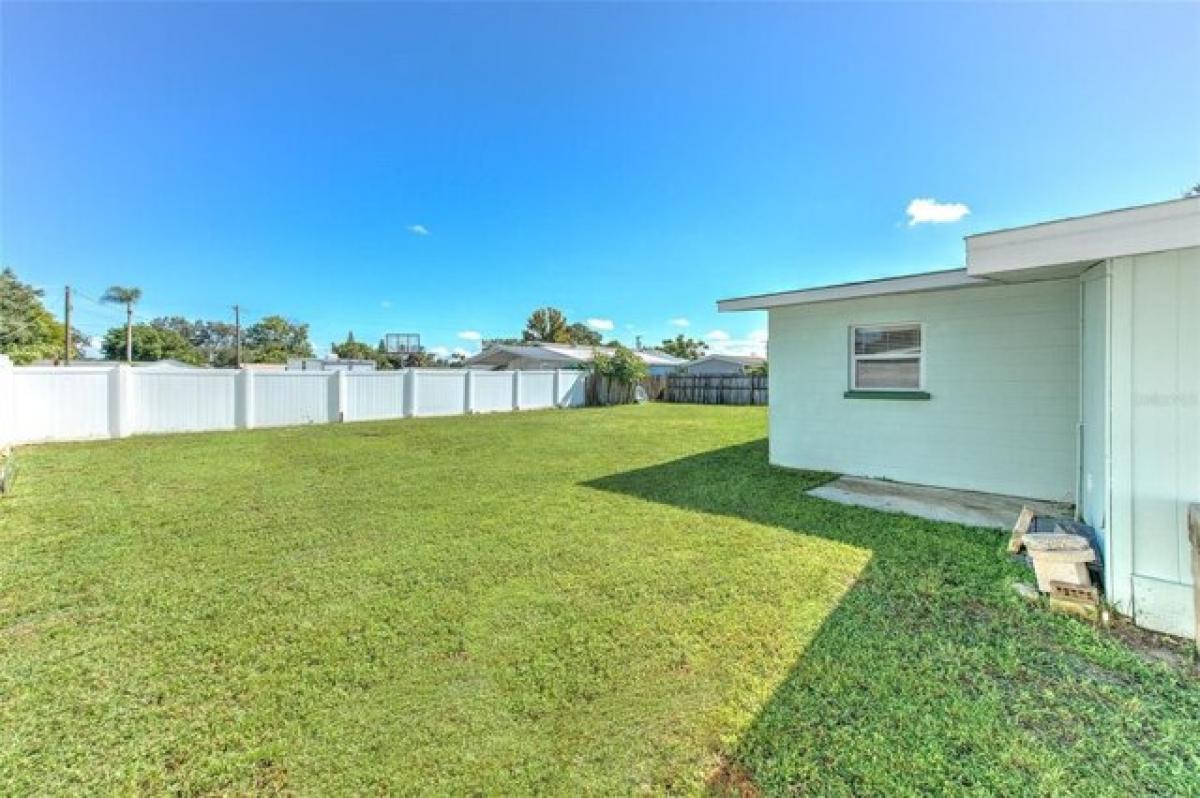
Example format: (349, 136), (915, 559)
(0, 357), (587, 446)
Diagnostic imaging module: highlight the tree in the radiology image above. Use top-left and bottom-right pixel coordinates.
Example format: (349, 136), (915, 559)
(1185, 183), (1200, 198)
(522, 307), (570, 343)
(566, 322), (602, 346)
(243, 315), (313, 363)
(100, 324), (204, 364)
(659, 334), (707, 361)
(101, 286), (142, 364)
(333, 330), (376, 361)
(149, 317), (238, 366)
(401, 351), (438, 367)
(0, 268), (85, 364)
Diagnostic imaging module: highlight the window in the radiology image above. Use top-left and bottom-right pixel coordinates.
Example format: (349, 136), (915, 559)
(850, 323), (922, 391)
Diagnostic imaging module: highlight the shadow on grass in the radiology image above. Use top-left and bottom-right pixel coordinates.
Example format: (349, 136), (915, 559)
(584, 440), (1199, 795)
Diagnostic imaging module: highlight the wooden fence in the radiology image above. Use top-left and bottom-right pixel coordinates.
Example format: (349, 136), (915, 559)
(661, 375), (768, 405)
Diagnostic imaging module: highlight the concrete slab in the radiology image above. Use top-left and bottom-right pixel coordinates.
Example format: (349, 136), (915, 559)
(807, 476), (1072, 529)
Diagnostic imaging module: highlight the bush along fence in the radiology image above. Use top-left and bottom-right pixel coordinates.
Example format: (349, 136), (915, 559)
(661, 374), (768, 405)
(585, 345), (649, 407)
(0, 356), (587, 446)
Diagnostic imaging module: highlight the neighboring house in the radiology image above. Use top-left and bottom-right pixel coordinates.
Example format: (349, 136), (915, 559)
(682, 354), (766, 375)
(286, 357), (376, 372)
(465, 343), (687, 376)
(719, 197), (1199, 639)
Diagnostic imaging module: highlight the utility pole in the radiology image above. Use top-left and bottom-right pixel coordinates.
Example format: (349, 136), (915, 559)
(125, 303), (133, 364)
(233, 304), (242, 367)
(63, 285), (72, 365)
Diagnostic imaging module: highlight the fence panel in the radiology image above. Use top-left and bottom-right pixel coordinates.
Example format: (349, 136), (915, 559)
(134, 370), (238, 434)
(557, 370), (587, 407)
(345, 371), (407, 421)
(664, 375), (769, 405)
(12, 367), (113, 443)
(518, 371), (556, 410)
(414, 370), (468, 417)
(474, 371), (515, 413)
(252, 371), (333, 427)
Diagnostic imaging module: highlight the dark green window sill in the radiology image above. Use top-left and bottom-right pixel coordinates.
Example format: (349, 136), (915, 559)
(843, 390), (931, 401)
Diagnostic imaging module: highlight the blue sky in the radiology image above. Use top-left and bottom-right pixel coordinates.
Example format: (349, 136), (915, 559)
(3, 3), (1198, 358)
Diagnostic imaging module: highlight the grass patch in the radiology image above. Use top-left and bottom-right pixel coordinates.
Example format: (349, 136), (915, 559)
(1, 405), (1197, 794)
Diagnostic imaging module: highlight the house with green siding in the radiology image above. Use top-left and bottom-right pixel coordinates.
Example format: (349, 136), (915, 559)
(719, 197), (1199, 639)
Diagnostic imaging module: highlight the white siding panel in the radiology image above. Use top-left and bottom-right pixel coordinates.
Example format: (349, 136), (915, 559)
(252, 372), (332, 427)
(345, 372), (407, 421)
(1109, 246), (1199, 638)
(12, 368), (112, 443)
(133, 371), (237, 433)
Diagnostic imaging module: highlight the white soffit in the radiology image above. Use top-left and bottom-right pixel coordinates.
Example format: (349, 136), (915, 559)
(966, 196), (1200, 279)
(718, 268), (985, 312)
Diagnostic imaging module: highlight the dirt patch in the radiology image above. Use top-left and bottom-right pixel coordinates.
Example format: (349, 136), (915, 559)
(1107, 616), (1198, 674)
(706, 754), (760, 798)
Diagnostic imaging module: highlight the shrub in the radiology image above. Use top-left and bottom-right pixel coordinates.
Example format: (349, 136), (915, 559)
(592, 345), (648, 384)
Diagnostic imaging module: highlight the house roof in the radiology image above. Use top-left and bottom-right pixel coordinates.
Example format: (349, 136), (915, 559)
(689, 354), (766, 366)
(464, 343), (686, 368)
(719, 196), (1200, 312)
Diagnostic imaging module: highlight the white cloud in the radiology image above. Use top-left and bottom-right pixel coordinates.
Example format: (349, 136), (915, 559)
(705, 329), (731, 341)
(669, 317), (690, 327)
(457, 330), (482, 341)
(428, 345), (450, 358)
(380, 299), (393, 309)
(407, 224), (430, 236)
(749, 328), (768, 343)
(586, 318), (614, 331)
(906, 198), (970, 226)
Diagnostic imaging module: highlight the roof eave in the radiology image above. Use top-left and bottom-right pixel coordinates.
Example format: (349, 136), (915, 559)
(718, 268), (985, 312)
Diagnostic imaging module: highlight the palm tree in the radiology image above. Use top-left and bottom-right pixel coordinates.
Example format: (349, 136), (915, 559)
(101, 286), (142, 363)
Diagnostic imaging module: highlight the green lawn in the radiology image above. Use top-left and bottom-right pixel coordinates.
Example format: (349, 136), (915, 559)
(1, 405), (1197, 795)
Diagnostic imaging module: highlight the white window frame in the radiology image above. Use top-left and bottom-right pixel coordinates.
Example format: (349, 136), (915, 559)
(848, 322), (925, 392)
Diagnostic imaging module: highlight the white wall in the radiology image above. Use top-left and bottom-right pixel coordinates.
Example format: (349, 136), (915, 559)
(0, 366), (587, 445)
(768, 279), (1079, 500)
(1109, 246), (1199, 637)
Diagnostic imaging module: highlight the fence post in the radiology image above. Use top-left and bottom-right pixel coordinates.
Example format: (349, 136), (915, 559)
(237, 368), (256, 429)
(108, 365), (133, 438)
(404, 369), (418, 417)
(464, 369), (475, 414)
(553, 369), (562, 408)
(512, 370), (522, 411)
(332, 369), (348, 422)
(0, 355), (13, 447)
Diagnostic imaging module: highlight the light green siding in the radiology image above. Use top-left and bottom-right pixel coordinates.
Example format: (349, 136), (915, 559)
(768, 279), (1079, 500)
